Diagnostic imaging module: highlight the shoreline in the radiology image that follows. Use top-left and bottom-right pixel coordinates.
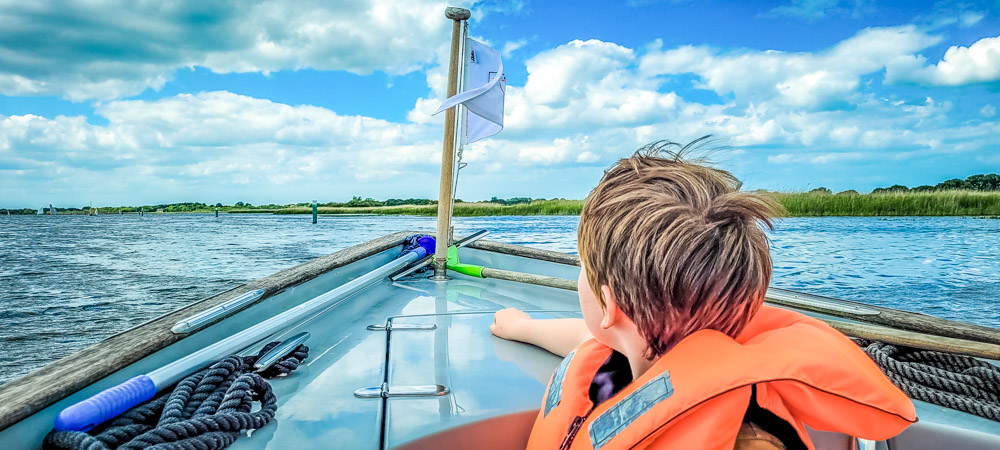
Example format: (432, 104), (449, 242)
(7, 211), (997, 218)
(6, 191), (1000, 217)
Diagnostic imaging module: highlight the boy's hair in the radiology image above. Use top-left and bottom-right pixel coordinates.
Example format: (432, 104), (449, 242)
(578, 137), (783, 359)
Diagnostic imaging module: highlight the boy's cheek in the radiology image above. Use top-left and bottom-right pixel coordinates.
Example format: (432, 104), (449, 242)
(578, 290), (605, 338)
(577, 268), (608, 340)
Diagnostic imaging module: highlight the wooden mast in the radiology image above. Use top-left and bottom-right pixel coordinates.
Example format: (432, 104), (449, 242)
(433, 6), (470, 280)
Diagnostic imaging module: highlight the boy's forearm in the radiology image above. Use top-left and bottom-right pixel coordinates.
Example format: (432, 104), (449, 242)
(515, 318), (592, 357)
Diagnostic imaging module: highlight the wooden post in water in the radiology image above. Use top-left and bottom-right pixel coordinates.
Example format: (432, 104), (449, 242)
(433, 6), (470, 280)
(312, 200), (318, 224)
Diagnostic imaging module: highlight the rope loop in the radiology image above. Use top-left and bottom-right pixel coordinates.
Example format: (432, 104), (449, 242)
(43, 342), (308, 450)
(856, 339), (1000, 422)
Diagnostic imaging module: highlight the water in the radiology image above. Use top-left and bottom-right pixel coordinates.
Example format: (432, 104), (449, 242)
(1, 214), (998, 384)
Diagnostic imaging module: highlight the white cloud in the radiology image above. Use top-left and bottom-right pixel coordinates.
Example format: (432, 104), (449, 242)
(523, 40), (635, 107)
(515, 139), (571, 164)
(4, 15), (1000, 205)
(408, 38), (682, 138)
(0, 0), (464, 101)
(960, 11), (985, 28)
(767, 151), (871, 165)
(96, 92), (426, 149)
(775, 70), (858, 109)
(502, 39), (529, 58)
(503, 40), (680, 134)
(916, 4), (987, 30)
(886, 35), (1000, 86)
(0, 91), (444, 203)
(764, 0), (875, 21)
(640, 26), (941, 110)
(576, 151), (599, 163)
(404, 27), (997, 182)
(981, 105), (997, 118)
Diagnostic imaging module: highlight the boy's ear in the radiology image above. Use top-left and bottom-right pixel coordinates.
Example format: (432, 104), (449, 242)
(599, 285), (621, 329)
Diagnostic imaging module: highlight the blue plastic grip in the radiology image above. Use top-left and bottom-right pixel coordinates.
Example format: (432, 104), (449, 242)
(417, 236), (435, 256)
(411, 246), (428, 259)
(54, 375), (156, 431)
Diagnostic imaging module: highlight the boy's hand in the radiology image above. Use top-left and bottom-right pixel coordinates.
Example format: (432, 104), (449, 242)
(491, 308), (532, 341)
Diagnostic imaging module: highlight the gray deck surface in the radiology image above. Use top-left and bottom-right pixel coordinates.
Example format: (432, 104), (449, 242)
(225, 246), (580, 449)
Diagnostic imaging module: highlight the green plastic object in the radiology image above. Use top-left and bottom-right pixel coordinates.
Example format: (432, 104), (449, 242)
(446, 245), (484, 278)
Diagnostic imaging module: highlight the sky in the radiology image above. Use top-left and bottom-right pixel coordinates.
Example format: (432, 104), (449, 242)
(1, 0), (999, 208)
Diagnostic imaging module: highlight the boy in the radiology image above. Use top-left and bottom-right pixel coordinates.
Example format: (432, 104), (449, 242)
(490, 140), (915, 449)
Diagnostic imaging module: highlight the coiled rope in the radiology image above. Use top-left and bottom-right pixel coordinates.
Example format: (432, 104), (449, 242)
(43, 342), (309, 450)
(856, 339), (1000, 422)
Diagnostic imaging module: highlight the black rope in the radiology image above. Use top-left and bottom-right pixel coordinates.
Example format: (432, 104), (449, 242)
(43, 342), (309, 450)
(855, 339), (1000, 422)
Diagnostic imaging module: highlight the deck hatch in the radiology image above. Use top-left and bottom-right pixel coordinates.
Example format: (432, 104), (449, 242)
(383, 311), (565, 448)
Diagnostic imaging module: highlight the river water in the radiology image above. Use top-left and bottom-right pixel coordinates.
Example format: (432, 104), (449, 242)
(1, 214), (998, 384)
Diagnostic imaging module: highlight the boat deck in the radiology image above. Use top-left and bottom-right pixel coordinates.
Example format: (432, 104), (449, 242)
(225, 246), (578, 449)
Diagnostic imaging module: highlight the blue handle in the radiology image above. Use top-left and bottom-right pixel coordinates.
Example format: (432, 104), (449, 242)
(54, 375), (156, 431)
(416, 236), (436, 256)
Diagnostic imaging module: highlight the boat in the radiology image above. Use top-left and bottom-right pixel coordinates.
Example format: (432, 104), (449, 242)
(2, 6), (999, 450)
(1, 230), (999, 449)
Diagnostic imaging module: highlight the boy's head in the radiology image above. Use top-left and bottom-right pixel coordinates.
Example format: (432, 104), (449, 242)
(578, 138), (783, 358)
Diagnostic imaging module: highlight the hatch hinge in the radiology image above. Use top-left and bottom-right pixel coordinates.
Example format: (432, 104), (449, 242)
(354, 383), (450, 398)
(366, 323), (437, 331)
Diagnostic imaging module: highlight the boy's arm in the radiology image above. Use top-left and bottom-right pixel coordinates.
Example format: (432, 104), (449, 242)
(490, 308), (593, 357)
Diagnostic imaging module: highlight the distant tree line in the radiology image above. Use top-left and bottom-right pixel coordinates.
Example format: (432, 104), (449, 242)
(799, 174), (1000, 196)
(318, 196), (541, 207)
(871, 174), (1000, 194)
(488, 196), (533, 205)
(320, 197), (441, 208)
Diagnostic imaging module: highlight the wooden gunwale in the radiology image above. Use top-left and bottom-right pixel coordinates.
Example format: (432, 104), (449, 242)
(0, 231), (414, 431)
(763, 287), (1000, 345)
(467, 240), (581, 266)
(465, 240), (1000, 346)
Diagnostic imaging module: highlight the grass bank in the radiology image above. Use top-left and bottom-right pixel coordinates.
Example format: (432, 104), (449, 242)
(777, 190), (1000, 216)
(270, 191), (1000, 217)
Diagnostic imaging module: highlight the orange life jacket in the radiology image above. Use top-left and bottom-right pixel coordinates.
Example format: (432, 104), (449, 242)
(527, 305), (916, 450)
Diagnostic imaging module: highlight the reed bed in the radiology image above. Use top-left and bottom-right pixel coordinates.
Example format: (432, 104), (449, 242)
(777, 190), (1000, 216)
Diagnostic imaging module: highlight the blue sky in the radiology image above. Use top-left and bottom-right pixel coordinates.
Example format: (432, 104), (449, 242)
(1, 0), (999, 208)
